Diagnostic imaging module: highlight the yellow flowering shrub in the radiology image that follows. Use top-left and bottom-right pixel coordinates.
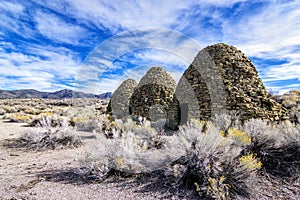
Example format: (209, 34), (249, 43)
(221, 128), (251, 145)
(8, 113), (34, 123)
(189, 118), (208, 128)
(70, 116), (89, 123)
(24, 108), (41, 115)
(240, 153), (262, 170)
(40, 111), (54, 116)
(207, 176), (230, 200)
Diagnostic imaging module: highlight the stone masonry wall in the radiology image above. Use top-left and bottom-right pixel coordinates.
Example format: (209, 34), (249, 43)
(129, 67), (177, 128)
(176, 43), (288, 123)
(107, 79), (137, 119)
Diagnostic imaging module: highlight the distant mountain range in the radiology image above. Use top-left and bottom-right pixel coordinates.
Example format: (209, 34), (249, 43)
(0, 89), (112, 99)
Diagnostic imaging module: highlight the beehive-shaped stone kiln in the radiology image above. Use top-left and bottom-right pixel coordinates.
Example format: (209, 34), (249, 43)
(176, 43), (288, 123)
(129, 67), (177, 127)
(107, 79), (137, 119)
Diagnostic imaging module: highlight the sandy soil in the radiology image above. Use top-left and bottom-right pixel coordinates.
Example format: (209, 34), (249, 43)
(0, 116), (192, 200)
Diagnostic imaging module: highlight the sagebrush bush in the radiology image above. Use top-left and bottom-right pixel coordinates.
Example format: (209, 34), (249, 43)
(9, 123), (82, 151)
(68, 106), (98, 131)
(23, 108), (41, 115)
(80, 115), (300, 199)
(80, 117), (183, 176)
(239, 153), (262, 170)
(0, 106), (5, 115)
(1, 105), (18, 113)
(225, 128), (251, 146)
(163, 120), (256, 199)
(3, 112), (34, 123)
(29, 113), (68, 127)
(242, 119), (300, 179)
(212, 111), (241, 133)
(94, 116), (158, 145)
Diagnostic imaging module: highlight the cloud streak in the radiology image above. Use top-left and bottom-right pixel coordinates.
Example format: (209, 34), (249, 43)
(34, 11), (90, 45)
(0, 41), (80, 91)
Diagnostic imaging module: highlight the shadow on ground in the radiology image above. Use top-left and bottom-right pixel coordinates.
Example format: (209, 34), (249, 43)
(35, 168), (199, 199)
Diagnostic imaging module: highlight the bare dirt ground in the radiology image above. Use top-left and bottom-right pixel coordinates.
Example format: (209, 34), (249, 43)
(0, 116), (190, 200)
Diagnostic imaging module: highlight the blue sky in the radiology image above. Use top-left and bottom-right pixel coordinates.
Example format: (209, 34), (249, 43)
(0, 0), (300, 94)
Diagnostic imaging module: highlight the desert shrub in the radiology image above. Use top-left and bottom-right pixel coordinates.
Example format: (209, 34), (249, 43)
(29, 113), (68, 127)
(69, 116), (98, 131)
(243, 119), (300, 179)
(68, 106), (98, 131)
(23, 108), (41, 115)
(239, 120), (300, 200)
(162, 120), (256, 199)
(0, 107), (5, 115)
(1, 105), (18, 113)
(287, 106), (300, 124)
(112, 117), (161, 145)
(8, 123), (81, 151)
(78, 114), (299, 199)
(239, 153), (262, 170)
(276, 90), (300, 124)
(78, 130), (180, 178)
(79, 117), (185, 181)
(283, 99), (297, 108)
(223, 128), (251, 147)
(212, 112), (241, 134)
(52, 107), (70, 116)
(282, 91), (298, 108)
(3, 112), (34, 123)
(94, 115), (159, 146)
(76, 150), (111, 181)
(93, 114), (114, 133)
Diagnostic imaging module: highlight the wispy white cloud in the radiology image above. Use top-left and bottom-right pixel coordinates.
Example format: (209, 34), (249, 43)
(131, 50), (188, 69)
(30, 0), (245, 32)
(263, 63), (300, 82)
(0, 42), (80, 91)
(34, 11), (90, 45)
(31, 0), (190, 32)
(0, 1), (36, 39)
(0, 1), (24, 14)
(225, 1), (300, 49)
